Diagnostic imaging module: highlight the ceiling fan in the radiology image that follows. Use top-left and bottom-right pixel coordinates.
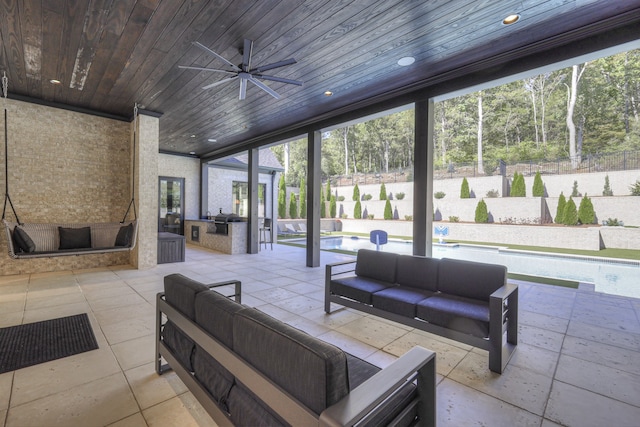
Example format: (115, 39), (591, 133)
(179, 39), (303, 100)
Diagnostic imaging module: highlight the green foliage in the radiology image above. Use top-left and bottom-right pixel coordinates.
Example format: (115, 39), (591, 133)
(449, 216), (459, 222)
(578, 193), (595, 224)
(352, 184), (360, 201)
(511, 171), (526, 197)
(630, 180), (640, 196)
(379, 183), (387, 200)
(460, 177), (470, 198)
(562, 197), (579, 225)
(434, 191), (446, 199)
(354, 201), (362, 219)
(320, 199), (326, 218)
(486, 189), (500, 198)
(404, 215), (413, 221)
(330, 196), (337, 218)
(289, 193), (297, 219)
(532, 171), (545, 197)
(325, 181), (332, 202)
(277, 174), (286, 219)
(604, 218), (623, 226)
(299, 178), (306, 219)
(555, 192), (566, 224)
(395, 192), (405, 200)
(363, 194), (372, 201)
(367, 214), (375, 219)
(337, 195), (345, 201)
(384, 199), (393, 220)
(571, 180), (580, 197)
(475, 199), (489, 223)
(602, 175), (613, 196)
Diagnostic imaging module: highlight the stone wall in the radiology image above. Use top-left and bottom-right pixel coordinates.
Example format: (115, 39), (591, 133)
(159, 154), (200, 220)
(0, 99), (132, 275)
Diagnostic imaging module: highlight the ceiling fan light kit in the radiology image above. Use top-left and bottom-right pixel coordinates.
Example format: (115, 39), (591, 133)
(179, 39), (303, 100)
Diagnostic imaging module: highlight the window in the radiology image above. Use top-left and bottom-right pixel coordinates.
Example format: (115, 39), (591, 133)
(232, 181), (266, 217)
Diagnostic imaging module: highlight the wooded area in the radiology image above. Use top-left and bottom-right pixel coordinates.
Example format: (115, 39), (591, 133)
(272, 49), (640, 186)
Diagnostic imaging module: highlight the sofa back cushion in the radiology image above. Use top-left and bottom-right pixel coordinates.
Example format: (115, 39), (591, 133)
(195, 290), (244, 348)
(355, 249), (398, 283)
(395, 255), (439, 291)
(233, 307), (349, 416)
(164, 274), (209, 319)
(437, 258), (506, 300)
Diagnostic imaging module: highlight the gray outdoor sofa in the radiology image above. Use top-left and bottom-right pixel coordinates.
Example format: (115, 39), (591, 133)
(325, 250), (518, 374)
(156, 273), (436, 426)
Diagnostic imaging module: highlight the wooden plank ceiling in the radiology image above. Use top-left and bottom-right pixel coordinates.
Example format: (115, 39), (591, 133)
(1, 0), (640, 157)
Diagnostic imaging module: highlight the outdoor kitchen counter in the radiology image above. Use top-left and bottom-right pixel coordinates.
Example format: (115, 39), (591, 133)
(184, 220), (247, 254)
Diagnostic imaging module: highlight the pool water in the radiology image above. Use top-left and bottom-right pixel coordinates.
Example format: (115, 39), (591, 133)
(315, 236), (640, 299)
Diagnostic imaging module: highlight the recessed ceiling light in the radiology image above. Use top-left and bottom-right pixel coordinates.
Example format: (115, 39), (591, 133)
(190, 134), (196, 138)
(189, 151), (196, 155)
(502, 14), (520, 25)
(49, 79), (62, 85)
(397, 57), (415, 67)
(208, 138), (217, 142)
(324, 91), (333, 96)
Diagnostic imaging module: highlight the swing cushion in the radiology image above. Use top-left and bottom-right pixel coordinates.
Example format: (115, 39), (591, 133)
(58, 226), (92, 250)
(13, 226), (36, 253)
(115, 223), (133, 247)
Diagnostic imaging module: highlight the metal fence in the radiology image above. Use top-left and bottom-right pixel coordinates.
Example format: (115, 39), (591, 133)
(329, 150), (640, 185)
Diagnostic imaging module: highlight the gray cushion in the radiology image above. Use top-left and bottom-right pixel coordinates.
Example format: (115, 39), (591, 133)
(437, 258), (506, 300)
(192, 346), (235, 408)
(355, 249), (398, 283)
(396, 255), (439, 291)
(58, 226), (91, 249)
(330, 276), (394, 304)
(227, 383), (286, 426)
(162, 321), (195, 371)
(13, 226), (36, 253)
(233, 307), (349, 416)
(164, 274), (209, 319)
(372, 286), (435, 318)
(114, 223), (133, 247)
(195, 290), (245, 349)
(416, 293), (490, 337)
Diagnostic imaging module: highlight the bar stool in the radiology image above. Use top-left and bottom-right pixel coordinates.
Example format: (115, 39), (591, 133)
(259, 218), (272, 250)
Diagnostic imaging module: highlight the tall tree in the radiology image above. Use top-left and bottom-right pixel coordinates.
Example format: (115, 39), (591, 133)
(477, 92), (484, 174)
(566, 63), (588, 169)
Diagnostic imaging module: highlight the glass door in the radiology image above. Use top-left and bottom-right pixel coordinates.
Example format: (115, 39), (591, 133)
(159, 177), (185, 235)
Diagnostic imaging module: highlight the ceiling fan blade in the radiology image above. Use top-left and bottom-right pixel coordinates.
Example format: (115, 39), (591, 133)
(239, 78), (247, 100)
(178, 65), (237, 75)
(247, 76), (280, 100)
(254, 74), (303, 86)
(202, 76), (237, 90)
(242, 39), (254, 72)
(193, 41), (241, 71)
(251, 58), (297, 73)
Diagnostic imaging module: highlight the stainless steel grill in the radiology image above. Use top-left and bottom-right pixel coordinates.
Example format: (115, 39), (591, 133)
(213, 213), (242, 235)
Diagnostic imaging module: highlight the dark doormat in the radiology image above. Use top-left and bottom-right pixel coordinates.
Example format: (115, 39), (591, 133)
(0, 313), (99, 374)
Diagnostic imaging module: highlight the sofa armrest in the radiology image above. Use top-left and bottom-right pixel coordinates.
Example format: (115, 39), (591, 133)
(325, 259), (357, 313)
(319, 346), (436, 427)
(490, 282), (518, 301)
(206, 279), (242, 304)
(489, 283), (518, 373)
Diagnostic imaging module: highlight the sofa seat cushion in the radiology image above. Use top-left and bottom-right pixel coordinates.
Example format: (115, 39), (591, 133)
(437, 258), (506, 301)
(227, 382), (286, 426)
(395, 255), (439, 291)
(193, 346), (235, 408)
(372, 286), (435, 318)
(330, 276), (394, 305)
(162, 321), (196, 371)
(233, 307), (349, 416)
(416, 293), (490, 338)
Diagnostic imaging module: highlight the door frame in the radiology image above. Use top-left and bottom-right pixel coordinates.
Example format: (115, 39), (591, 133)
(159, 176), (185, 235)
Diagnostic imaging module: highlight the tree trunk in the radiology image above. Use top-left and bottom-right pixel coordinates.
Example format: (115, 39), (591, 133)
(530, 88), (540, 148)
(342, 127), (349, 175)
(284, 142), (290, 175)
(566, 64), (587, 169)
(477, 92), (484, 174)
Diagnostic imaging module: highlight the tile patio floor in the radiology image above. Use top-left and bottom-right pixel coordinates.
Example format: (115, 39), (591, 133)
(0, 244), (639, 426)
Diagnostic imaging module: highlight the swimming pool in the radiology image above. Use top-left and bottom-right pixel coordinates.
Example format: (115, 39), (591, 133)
(314, 236), (640, 299)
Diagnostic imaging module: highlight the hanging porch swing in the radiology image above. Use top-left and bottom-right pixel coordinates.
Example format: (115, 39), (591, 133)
(2, 72), (139, 259)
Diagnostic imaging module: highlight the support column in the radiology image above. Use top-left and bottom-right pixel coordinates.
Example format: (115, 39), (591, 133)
(200, 162), (209, 218)
(247, 148), (259, 254)
(413, 100), (434, 257)
(132, 112), (159, 269)
(306, 130), (321, 267)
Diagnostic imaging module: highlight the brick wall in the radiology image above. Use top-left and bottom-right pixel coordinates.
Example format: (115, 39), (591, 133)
(0, 99), (132, 275)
